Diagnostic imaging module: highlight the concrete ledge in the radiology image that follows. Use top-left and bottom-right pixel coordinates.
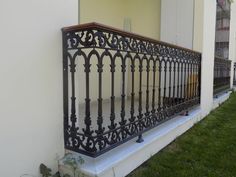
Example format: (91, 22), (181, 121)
(59, 91), (232, 177)
(212, 91), (231, 110)
(59, 107), (202, 177)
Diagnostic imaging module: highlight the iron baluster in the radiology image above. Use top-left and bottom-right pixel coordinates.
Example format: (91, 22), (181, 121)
(120, 57), (127, 139)
(69, 57), (77, 146)
(168, 60), (172, 107)
(62, 33), (69, 147)
(152, 60), (157, 115)
(172, 60), (176, 107)
(137, 59), (144, 143)
(129, 58), (135, 122)
(109, 58), (116, 130)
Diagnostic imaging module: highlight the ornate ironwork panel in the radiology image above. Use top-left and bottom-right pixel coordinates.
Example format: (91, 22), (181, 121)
(62, 22), (201, 157)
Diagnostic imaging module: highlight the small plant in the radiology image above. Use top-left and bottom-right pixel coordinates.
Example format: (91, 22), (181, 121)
(39, 163), (70, 177)
(40, 164), (52, 177)
(62, 154), (85, 177)
(39, 154), (84, 177)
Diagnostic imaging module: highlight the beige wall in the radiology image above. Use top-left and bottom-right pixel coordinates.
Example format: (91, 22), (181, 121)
(193, 0), (204, 52)
(80, 0), (126, 29)
(0, 0), (78, 176)
(80, 0), (161, 39)
(126, 0), (161, 39)
(79, 0), (161, 103)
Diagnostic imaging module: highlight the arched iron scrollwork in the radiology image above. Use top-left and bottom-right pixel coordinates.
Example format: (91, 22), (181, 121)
(62, 22), (201, 157)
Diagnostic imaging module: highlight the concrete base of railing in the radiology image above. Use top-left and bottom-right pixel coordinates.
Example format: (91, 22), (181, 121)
(213, 90), (232, 110)
(58, 91), (231, 177)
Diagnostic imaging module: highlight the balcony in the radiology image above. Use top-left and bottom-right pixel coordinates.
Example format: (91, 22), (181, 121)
(61, 22), (201, 157)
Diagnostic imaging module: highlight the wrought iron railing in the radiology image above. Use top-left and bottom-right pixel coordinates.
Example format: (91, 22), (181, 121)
(213, 57), (231, 95)
(233, 62), (236, 86)
(62, 22), (201, 157)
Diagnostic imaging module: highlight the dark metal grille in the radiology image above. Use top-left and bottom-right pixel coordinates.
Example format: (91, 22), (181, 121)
(213, 57), (231, 95)
(233, 62), (236, 86)
(62, 22), (201, 157)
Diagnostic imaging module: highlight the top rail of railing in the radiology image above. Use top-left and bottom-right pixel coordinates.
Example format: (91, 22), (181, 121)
(62, 22), (201, 55)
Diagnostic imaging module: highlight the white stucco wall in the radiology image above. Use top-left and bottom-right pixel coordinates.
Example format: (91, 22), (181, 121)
(200, 0), (216, 116)
(193, 0), (204, 52)
(0, 1), (78, 177)
(229, 2), (236, 87)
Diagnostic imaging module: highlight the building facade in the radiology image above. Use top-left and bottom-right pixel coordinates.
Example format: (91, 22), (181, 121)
(0, 0), (236, 177)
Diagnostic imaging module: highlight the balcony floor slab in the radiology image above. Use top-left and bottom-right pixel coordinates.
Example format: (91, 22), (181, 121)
(59, 106), (203, 177)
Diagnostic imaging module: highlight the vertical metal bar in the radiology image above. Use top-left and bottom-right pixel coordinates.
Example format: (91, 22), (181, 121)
(109, 58), (116, 129)
(187, 62), (190, 101)
(180, 61), (184, 103)
(184, 62), (187, 101)
(163, 60), (167, 108)
(120, 58), (126, 139)
(193, 63), (196, 98)
(158, 60), (162, 111)
(193, 61), (196, 99)
(234, 63), (236, 85)
(130, 59), (135, 122)
(198, 56), (201, 100)
(172, 61), (176, 106)
(152, 60), (156, 114)
(177, 61), (180, 104)
(168, 60), (172, 106)
(137, 59), (144, 143)
(190, 62), (193, 100)
(188, 62), (190, 100)
(194, 63), (197, 98)
(97, 58), (104, 134)
(62, 32), (69, 147)
(145, 59), (150, 116)
(84, 58), (92, 135)
(69, 57), (77, 146)
(185, 61), (190, 116)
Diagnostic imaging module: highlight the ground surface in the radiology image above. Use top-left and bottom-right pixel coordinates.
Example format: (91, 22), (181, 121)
(128, 93), (236, 177)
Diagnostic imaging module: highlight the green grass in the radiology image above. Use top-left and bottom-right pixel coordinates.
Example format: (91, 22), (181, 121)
(128, 93), (236, 177)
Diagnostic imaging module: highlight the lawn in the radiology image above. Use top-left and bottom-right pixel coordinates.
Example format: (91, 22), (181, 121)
(128, 93), (236, 177)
